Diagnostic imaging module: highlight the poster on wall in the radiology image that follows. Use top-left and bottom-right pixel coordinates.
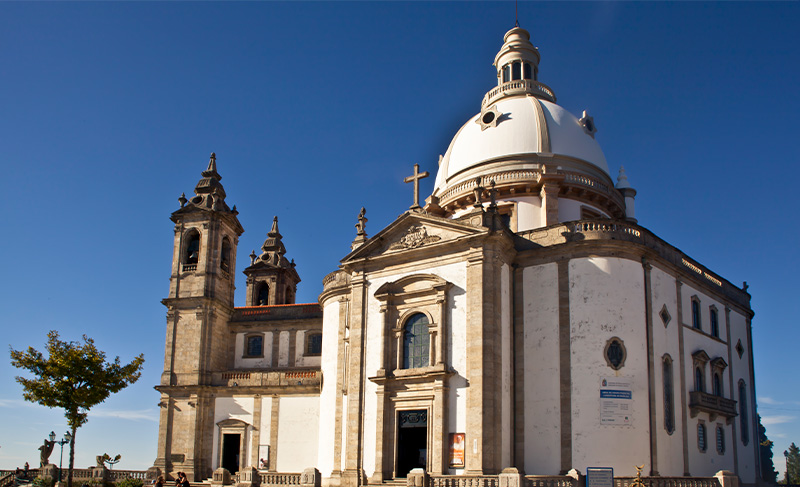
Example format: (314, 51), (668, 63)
(449, 433), (465, 468)
(600, 376), (632, 425)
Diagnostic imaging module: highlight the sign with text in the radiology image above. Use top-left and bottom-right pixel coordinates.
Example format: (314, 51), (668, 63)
(600, 377), (632, 425)
(587, 467), (614, 487)
(449, 433), (465, 468)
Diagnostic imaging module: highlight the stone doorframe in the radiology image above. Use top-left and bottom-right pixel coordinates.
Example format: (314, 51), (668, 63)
(216, 418), (250, 474)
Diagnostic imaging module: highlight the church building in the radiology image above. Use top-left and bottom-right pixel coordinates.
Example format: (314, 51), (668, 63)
(153, 26), (759, 487)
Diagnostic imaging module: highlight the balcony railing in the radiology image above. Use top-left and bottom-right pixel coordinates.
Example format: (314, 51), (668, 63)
(212, 369), (322, 390)
(689, 391), (737, 421)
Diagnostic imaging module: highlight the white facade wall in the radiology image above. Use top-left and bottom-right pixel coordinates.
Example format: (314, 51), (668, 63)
(649, 266), (684, 476)
(212, 396), (256, 470)
(568, 257), (649, 473)
(259, 396), (273, 469)
(680, 282), (734, 477)
(276, 396), (320, 472)
(234, 332), (274, 368)
(278, 331), (290, 366)
(512, 196), (543, 232)
(317, 299), (343, 477)
(522, 263), (561, 474)
(556, 198), (609, 223)
(729, 309), (757, 484)
(361, 261), (469, 478)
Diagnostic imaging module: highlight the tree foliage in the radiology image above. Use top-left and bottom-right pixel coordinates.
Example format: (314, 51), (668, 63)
(759, 414), (779, 483)
(10, 331), (144, 487)
(786, 442), (800, 485)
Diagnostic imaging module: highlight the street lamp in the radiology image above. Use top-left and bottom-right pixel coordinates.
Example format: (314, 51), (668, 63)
(51, 431), (71, 484)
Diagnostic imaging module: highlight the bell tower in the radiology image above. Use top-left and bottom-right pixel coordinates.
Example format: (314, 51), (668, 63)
(243, 216), (301, 306)
(155, 153), (244, 481)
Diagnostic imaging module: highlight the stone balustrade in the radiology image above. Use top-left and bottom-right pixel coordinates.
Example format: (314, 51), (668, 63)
(430, 475), (500, 487)
(689, 391), (738, 420)
(259, 472), (302, 486)
(212, 369), (322, 389)
(482, 79), (557, 106)
(615, 477), (720, 487)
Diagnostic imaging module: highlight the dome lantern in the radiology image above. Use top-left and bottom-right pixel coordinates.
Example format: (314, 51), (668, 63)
(482, 27), (557, 107)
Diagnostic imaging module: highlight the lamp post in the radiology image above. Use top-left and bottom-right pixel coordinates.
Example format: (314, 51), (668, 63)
(51, 431), (71, 484)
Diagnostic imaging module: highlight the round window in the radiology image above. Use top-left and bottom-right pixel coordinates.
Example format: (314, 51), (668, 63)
(482, 112), (496, 124)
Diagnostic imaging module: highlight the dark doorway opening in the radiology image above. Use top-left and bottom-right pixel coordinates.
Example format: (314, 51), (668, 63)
(396, 410), (427, 478)
(222, 433), (241, 474)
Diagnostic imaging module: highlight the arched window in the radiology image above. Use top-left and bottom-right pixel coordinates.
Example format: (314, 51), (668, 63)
(663, 355), (675, 434)
(691, 298), (702, 330)
(713, 373), (722, 397)
(403, 313), (430, 369)
(739, 380), (750, 445)
(257, 283), (270, 306)
(306, 333), (322, 356)
(698, 423), (707, 452)
(184, 231), (200, 265)
(716, 426), (725, 454)
(710, 307), (719, 338)
(220, 237), (231, 272)
(695, 367), (705, 392)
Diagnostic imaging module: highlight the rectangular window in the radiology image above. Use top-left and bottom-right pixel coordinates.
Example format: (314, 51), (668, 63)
(502, 65), (510, 83)
(524, 63), (532, 80)
(246, 335), (263, 357)
(512, 62), (521, 80)
(663, 357), (675, 434)
(306, 333), (322, 356)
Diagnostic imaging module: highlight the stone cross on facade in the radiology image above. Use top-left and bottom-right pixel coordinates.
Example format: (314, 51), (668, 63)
(403, 164), (429, 210)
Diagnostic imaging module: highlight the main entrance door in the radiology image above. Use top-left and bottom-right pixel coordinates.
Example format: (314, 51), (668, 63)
(221, 433), (241, 474)
(396, 410), (427, 478)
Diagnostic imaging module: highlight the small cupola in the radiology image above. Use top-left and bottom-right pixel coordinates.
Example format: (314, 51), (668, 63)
(243, 216), (301, 306)
(482, 26), (556, 107)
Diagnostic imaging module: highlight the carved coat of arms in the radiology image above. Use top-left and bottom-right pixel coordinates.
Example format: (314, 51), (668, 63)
(388, 225), (441, 250)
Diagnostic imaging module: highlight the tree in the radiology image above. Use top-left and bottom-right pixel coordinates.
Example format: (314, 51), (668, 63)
(10, 331), (144, 487)
(786, 442), (800, 485)
(759, 414), (779, 483)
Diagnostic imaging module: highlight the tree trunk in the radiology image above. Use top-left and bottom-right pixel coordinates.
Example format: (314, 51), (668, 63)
(67, 427), (76, 487)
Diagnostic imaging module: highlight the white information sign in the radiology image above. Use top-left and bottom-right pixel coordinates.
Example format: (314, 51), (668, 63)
(600, 377), (632, 425)
(586, 467), (614, 487)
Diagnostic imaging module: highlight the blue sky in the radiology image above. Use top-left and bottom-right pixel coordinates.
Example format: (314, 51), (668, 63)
(1, 1), (798, 478)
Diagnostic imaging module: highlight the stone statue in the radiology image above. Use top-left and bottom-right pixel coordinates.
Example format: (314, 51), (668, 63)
(38, 438), (55, 467)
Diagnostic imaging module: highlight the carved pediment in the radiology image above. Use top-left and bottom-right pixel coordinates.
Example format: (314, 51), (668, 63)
(374, 274), (451, 299)
(342, 212), (486, 263)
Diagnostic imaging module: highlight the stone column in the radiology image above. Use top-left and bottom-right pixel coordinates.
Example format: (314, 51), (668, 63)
(342, 273), (368, 487)
(465, 252), (486, 474)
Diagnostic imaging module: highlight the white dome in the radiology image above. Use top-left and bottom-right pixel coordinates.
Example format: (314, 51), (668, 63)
(433, 96), (609, 194)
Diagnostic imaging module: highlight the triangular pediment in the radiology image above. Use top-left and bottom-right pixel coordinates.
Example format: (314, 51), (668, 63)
(342, 211), (488, 263)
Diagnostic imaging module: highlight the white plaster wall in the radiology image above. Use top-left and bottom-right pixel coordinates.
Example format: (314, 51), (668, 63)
(556, 198), (608, 223)
(649, 266), (684, 476)
(362, 261), (469, 478)
(568, 257), (649, 473)
(729, 309), (757, 483)
(680, 282), (734, 477)
(234, 332), (274, 368)
(294, 329), (323, 368)
(500, 263), (512, 469)
(276, 396), (320, 472)
(259, 396), (273, 468)
(317, 299), (342, 477)
(212, 396), (256, 470)
(522, 263), (561, 474)
(514, 196), (543, 232)
(278, 331), (290, 366)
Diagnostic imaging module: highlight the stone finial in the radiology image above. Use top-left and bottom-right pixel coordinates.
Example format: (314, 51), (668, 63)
(351, 207), (369, 250)
(355, 207), (368, 237)
(178, 193), (187, 208)
(250, 250), (257, 266)
(616, 166), (631, 189)
(231, 204), (238, 215)
(488, 179), (498, 212)
(473, 177), (485, 208)
(742, 281), (749, 292)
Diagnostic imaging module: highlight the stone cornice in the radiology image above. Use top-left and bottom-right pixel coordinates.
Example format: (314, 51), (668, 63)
(515, 220), (752, 315)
